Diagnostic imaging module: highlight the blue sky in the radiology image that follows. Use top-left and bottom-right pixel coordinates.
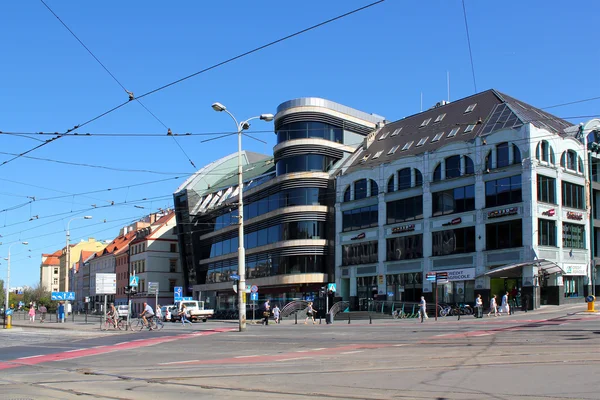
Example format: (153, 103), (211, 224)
(1, 1), (599, 287)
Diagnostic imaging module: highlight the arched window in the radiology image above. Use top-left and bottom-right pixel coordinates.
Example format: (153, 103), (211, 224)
(398, 168), (412, 190)
(387, 176), (395, 193)
(415, 169), (423, 186)
(561, 150), (577, 170)
(370, 179), (379, 196)
(537, 140), (551, 163)
(354, 179), (368, 200)
(578, 157), (584, 173)
(513, 144), (522, 165)
(496, 142), (509, 168)
(465, 156), (474, 175)
(445, 155), (461, 179)
(343, 186), (351, 202)
(433, 164), (442, 182)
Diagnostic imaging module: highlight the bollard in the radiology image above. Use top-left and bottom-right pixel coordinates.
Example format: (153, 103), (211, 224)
(295, 313), (297, 325)
(348, 315), (351, 324)
(369, 315), (372, 324)
(6, 315), (12, 329)
(586, 295), (596, 312)
(319, 316), (322, 324)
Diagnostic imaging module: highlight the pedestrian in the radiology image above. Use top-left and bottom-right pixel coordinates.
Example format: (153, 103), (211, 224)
(475, 294), (483, 318)
(304, 302), (316, 324)
(516, 289), (522, 308)
(487, 295), (498, 317)
(179, 304), (192, 325)
(155, 304), (163, 322)
(523, 294), (529, 312)
(28, 305), (36, 323)
(262, 300), (271, 325)
(500, 291), (510, 315)
(58, 302), (65, 323)
(38, 304), (47, 323)
(419, 296), (428, 322)
(165, 307), (172, 322)
(273, 304), (280, 324)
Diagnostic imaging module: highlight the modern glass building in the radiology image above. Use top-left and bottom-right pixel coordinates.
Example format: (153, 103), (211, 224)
(173, 98), (384, 310)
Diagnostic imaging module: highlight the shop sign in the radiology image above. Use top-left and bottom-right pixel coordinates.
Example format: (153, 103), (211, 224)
(563, 265), (587, 276)
(488, 207), (518, 219)
(542, 208), (555, 217)
(378, 275), (384, 284)
(392, 224), (415, 234)
(434, 268), (476, 281)
(566, 211), (583, 221)
(351, 232), (366, 240)
(442, 217), (462, 227)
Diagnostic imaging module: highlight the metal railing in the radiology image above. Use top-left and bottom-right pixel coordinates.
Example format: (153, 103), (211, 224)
(280, 300), (309, 319)
(328, 301), (349, 317)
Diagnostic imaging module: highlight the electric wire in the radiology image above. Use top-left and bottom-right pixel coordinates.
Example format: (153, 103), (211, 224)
(461, 0), (477, 93)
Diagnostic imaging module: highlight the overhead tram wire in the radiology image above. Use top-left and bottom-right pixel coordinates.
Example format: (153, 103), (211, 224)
(39, 0), (197, 170)
(461, 0), (477, 93)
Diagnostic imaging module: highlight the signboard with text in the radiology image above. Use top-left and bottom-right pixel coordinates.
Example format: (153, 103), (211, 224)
(95, 273), (116, 295)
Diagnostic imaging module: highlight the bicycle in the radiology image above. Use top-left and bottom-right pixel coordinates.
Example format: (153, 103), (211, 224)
(135, 315), (160, 331)
(100, 314), (123, 331)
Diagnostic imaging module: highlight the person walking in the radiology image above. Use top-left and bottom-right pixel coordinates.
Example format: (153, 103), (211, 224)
(262, 300), (271, 325)
(419, 296), (428, 322)
(273, 304), (280, 324)
(500, 291), (510, 315)
(28, 306), (36, 323)
(179, 304), (192, 325)
(475, 294), (483, 318)
(155, 304), (163, 322)
(58, 302), (65, 323)
(487, 295), (499, 317)
(304, 302), (316, 324)
(38, 304), (47, 323)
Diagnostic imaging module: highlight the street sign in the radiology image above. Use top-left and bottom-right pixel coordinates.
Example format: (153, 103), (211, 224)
(327, 283), (337, 292)
(230, 274), (240, 280)
(129, 275), (139, 288)
(182, 297), (192, 301)
(6, 309), (13, 316)
(426, 272), (437, 282)
(251, 285), (258, 293)
(174, 286), (183, 302)
(148, 282), (159, 295)
(17, 289), (23, 295)
(436, 272), (449, 284)
(51, 292), (75, 301)
(245, 284), (251, 294)
(250, 292), (258, 301)
(95, 273), (117, 295)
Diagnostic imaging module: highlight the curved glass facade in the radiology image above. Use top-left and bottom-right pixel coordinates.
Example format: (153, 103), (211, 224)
(276, 154), (336, 176)
(206, 254), (324, 283)
(207, 220), (326, 258)
(277, 121), (342, 144)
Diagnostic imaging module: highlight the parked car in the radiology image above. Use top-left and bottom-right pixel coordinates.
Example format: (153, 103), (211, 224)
(174, 300), (214, 322)
(117, 305), (129, 318)
(161, 305), (177, 322)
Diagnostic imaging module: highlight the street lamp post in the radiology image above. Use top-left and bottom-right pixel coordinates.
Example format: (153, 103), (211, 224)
(3, 241), (28, 328)
(65, 216), (92, 295)
(211, 102), (273, 332)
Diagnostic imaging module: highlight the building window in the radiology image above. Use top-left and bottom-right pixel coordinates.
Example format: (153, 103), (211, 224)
(170, 243), (177, 253)
(53, 278), (58, 285)
(276, 121), (342, 144)
(560, 150), (578, 170)
(343, 187), (351, 202)
(398, 168), (411, 190)
(386, 234), (423, 260)
(432, 226), (475, 256)
(445, 155), (461, 179)
(485, 175), (522, 208)
(432, 185), (475, 216)
(54, 268), (58, 274)
(342, 241), (378, 266)
(169, 259), (178, 273)
(562, 181), (585, 210)
(387, 176), (394, 193)
(370, 180), (379, 196)
(169, 279), (177, 291)
(537, 175), (556, 204)
(538, 219), (557, 247)
(563, 276), (584, 298)
(486, 219), (523, 250)
(465, 156), (474, 175)
(563, 223), (585, 249)
(496, 142), (509, 168)
(386, 195), (423, 224)
(513, 144), (522, 164)
(433, 164), (442, 181)
(342, 205), (378, 232)
(354, 179), (368, 200)
(140, 279), (145, 293)
(275, 154), (336, 175)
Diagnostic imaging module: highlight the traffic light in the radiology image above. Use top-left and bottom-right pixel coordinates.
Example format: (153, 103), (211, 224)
(124, 286), (137, 295)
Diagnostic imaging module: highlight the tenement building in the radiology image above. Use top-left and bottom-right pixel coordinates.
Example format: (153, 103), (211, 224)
(174, 98), (384, 310)
(335, 89), (591, 310)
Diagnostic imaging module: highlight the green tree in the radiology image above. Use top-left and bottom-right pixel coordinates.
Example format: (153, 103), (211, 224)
(0, 279), (4, 307)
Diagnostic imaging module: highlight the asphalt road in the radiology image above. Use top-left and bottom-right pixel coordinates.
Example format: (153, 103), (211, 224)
(1, 305), (600, 400)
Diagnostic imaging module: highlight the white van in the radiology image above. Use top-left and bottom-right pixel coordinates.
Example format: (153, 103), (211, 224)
(117, 305), (129, 318)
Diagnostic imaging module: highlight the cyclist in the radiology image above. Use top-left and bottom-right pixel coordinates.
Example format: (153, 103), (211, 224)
(142, 302), (155, 330)
(107, 303), (118, 328)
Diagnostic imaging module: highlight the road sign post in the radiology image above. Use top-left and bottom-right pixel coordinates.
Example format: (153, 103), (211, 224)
(174, 286), (183, 302)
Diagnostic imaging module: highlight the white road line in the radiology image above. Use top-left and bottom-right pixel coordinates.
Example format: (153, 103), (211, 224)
(311, 348), (326, 351)
(474, 333), (492, 337)
(295, 350), (309, 353)
(114, 342), (129, 345)
(17, 355), (44, 359)
(64, 348), (86, 353)
(340, 351), (363, 355)
(393, 344), (405, 347)
(158, 360), (200, 365)
(276, 357), (312, 362)
(92, 346), (106, 349)
(234, 355), (259, 358)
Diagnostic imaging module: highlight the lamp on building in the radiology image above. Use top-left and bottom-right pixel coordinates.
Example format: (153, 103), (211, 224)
(211, 102), (273, 332)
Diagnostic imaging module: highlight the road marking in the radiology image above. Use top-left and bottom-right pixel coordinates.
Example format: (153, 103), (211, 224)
(234, 355), (259, 358)
(158, 360), (200, 365)
(17, 355), (43, 360)
(276, 357), (312, 362)
(114, 342), (129, 345)
(295, 350), (309, 353)
(65, 348), (86, 353)
(341, 351), (363, 355)
(393, 344), (405, 347)
(474, 333), (491, 337)
(312, 348), (326, 351)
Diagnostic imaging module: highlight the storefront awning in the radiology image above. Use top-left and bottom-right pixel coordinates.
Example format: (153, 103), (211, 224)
(483, 259), (564, 278)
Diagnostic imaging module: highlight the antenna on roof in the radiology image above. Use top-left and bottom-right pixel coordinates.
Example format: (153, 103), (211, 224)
(447, 71), (450, 102)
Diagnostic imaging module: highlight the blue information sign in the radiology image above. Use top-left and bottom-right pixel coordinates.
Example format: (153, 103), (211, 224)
(51, 292), (75, 301)
(250, 292), (258, 301)
(174, 286), (183, 302)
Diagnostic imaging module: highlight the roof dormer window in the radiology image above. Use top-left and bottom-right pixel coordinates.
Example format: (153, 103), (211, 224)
(372, 150), (383, 159)
(388, 145), (400, 155)
(416, 137), (429, 147)
(402, 141), (414, 151)
(464, 124), (476, 133)
(379, 132), (389, 140)
(447, 127), (460, 138)
(464, 103), (477, 113)
(391, 128), (402, 136)
(434, 113), (446, 123)
(420, 118), (432, 128)
(432, 132), (444, 142)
